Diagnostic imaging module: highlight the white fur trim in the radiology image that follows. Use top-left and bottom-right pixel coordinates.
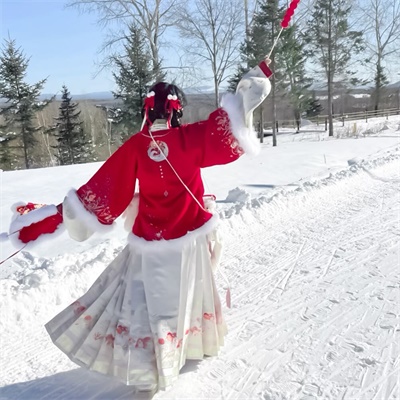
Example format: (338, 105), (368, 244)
(221, 93), (260, 156)
(10, 204), (59, 233)
(128, 214), (219, 252)
(221, 63), (271, 156)
(65, 189), (115, 234)
(8, 204), (65, 249)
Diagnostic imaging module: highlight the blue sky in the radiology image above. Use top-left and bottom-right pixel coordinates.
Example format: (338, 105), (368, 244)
(1, 1), (399, 96)
(1, 0), (116, 95)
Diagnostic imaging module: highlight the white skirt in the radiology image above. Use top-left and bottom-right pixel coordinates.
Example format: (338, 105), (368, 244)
(45, 234), (227, 390)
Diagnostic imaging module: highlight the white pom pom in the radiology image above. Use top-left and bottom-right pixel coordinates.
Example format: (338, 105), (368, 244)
(147, 91), (155, 97)
(0, 232), (9, 242)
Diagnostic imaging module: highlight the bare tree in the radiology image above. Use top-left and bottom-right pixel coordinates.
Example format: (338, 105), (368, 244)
(359, 0), (400, 110)
(175, 0), (244, 107)
(67, 0), (177, 78)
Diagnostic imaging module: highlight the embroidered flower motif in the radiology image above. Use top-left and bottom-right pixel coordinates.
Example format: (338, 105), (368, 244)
(16, 203), (45, 215)
(176, 338), (183, 348)
(215, 110), (244, 156)
(135, 337), (151, 349)
(84, 315), (93, 329)
(147, 141), (169, 162)
(203, 312), (214, 321)
(190, 326), (201, 335)
(166, 332), (177, 342)
(79, 188), (114, 224)
(158, 338), (165, 345)
(116, 324), (129, 336)
(72, 301), (86, 316)
(105, 334), (115, 348)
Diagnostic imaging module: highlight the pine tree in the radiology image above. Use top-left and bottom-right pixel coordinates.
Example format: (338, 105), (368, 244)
(52, 85), (94, 165)
(306, 98), (323, 118)
(0, 38), (52, 169)
(303, 0), (364, 136)
(111, 25), (159, 140)
(0, 135), (16, 170)
(279, 25), (313, 132)
(372, 64), (389, 112)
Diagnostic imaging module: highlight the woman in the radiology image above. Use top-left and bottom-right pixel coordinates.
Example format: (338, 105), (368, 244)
(10, 59), (272, 393)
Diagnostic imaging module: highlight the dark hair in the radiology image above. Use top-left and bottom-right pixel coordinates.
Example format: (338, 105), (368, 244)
(143, 82), (187, 127)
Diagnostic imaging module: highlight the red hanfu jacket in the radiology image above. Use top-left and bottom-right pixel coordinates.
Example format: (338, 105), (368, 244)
(75, 108), (243, 242)
(61, 61), (272, 247)
(8, 62), (272, 249)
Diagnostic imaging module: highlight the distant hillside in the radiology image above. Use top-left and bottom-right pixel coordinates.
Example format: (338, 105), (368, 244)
(387, 81), (400, 89)
(39, 91), (114, 101)
(38, 86), (217, 101)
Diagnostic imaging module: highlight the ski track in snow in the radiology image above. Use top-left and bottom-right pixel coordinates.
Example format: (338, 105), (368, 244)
(0, 152), (399, 400)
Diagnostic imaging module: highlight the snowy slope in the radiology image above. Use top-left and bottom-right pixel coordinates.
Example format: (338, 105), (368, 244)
(0, 116), (399, 400)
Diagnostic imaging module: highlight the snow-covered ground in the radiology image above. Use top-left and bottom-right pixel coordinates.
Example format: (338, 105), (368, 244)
(0, 115), (399, 399)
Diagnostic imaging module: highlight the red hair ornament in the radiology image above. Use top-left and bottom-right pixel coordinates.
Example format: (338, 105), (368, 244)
(142, 91), (155, 128)
(165, 94), (182, 128)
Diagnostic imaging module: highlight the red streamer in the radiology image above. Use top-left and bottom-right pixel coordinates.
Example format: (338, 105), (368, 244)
(281, 0), (301, 28)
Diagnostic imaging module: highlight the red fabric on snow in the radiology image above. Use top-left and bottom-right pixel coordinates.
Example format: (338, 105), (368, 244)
(18, 212), (63, 244)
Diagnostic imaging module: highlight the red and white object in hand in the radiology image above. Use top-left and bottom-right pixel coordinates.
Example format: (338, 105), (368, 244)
(220, 57), (273, 156)
(9, 202), (64, 247)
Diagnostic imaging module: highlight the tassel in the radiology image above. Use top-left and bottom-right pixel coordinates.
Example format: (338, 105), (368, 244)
(226, 287), (232, 309)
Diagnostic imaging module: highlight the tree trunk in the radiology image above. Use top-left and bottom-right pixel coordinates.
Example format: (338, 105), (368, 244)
(214, 74), (219, 109)
(271, 12), (277, 147)
(327, 0), (334, 137)
(295, 109), (301, 132)
(22, 129), (30, 169)
(259, 106), (264, 144)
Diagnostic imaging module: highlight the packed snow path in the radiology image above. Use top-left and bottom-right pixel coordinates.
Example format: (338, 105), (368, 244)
(0, 155), (399, 400)
(202, 158), (399, 400)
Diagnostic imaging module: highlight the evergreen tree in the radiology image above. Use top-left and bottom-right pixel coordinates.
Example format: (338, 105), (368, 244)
(280, 25), (313, 132)
(227, 64), (245, 94)
(51, 85), (94, 165)
(372, 64), (389, 112)
(0, 135), (17, 170)
(112, 25), (159, 140)
(306, 98), (323, 118)
(0, 38), (52, 169)
(303, 0), (364, 136)
(230, 0), (312, 142)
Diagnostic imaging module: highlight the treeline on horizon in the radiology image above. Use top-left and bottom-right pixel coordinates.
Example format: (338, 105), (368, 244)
(0, 0), (399, 171)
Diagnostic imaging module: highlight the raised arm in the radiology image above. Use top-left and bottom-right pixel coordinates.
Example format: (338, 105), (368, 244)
(187, 58), (273, 168)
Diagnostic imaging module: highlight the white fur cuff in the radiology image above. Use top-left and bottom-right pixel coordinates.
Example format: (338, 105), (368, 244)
(221, 93), (260, 156)
(64, 189), (115, 236)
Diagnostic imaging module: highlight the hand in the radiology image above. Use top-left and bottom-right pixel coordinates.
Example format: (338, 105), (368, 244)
(264, 57), (271, 66)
